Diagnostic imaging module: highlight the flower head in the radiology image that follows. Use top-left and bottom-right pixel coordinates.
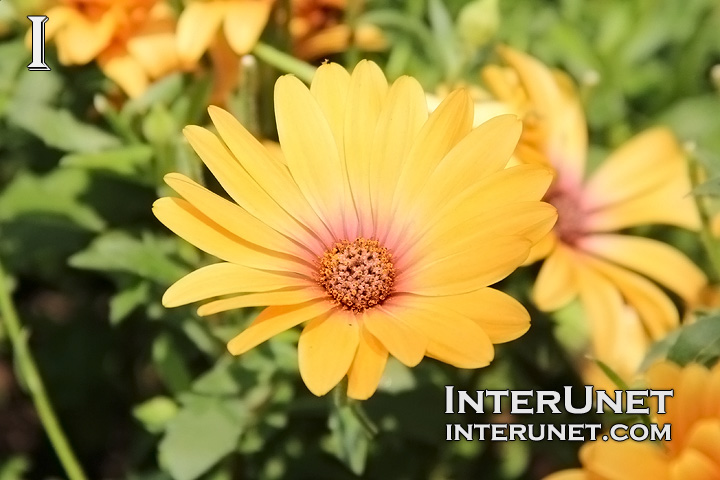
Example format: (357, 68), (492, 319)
(39, 0), (180, 97)
(481, 46), (707, 384)
(153, 60), (557, 399)
(291, 0), (386, 59)
(176, 0), (274, 65)
(546, 360), (720, 480)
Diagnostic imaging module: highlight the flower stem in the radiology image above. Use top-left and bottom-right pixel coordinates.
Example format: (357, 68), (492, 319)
(687, 151), (720, 283)
(251, 42), (317, 83)
(0, 260), (87, 480)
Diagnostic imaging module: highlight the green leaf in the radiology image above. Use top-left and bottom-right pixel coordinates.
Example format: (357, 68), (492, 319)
(109, 281), (152, 325)
(639, 329), (681, 372)
(377, 358), (416, 394)
(428, 0), (463, 82)
(592, 358), (630, 390)
(158, 395), (247, 480)
(142, 104), (178, 146)
(457, 0), (500, 48)
(68, 231), (188, 284)
(667, 315), (720, 366)
(0, 456), (30, 480)
(61, 145), (154, 182)
(657, 95), (720, 154)
(152, 334), (193, 395)
(7, 104), (121, 153)
(327, 402), (371, 476)
(133, 396), (179, 434)
(11, 67), (64, 106)
(0, 169), (105, 231)
(692, 176), (720, 197)
(121, 74), (185, 117)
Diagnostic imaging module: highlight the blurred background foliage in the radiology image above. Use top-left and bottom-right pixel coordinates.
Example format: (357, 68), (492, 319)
(0, 0), (719, 479)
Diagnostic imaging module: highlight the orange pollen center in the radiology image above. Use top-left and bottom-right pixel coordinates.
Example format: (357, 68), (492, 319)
(317, 238), (395, 313)
(544, 182), (587, 246)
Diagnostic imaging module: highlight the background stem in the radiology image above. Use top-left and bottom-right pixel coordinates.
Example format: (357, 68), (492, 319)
(252, 42), (317, 83)
(0, 260), (88, 480)
(688, 154), (720, 283)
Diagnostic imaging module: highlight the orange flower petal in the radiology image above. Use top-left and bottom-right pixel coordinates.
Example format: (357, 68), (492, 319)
(223, 0), (273, 55)
(533, 244), (579, 311)
(580, 234), (706, 303)
(197, 286), (327, 316)
(176, 1), (225, 64)
(347, 327), (388, 400)
(162, 262), (311, 307)
(364, 305), (427, 367)
(153, 197), (312, 274)
(227, 300), (334, 355)
(298, 309), (360, 396)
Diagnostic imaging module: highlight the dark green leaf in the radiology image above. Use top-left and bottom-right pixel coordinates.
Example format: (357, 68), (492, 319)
(152, 334), (193, 395)
(327, 402), (371, 476)
(667, 315), (720, 366)
(109, 281), (152, 325)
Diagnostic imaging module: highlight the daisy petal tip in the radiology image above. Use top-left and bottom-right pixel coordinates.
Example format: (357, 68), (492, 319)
(300, 374), (335, 397)
(160, 289), (180, 309)
(226, 337), (247, 356)
(346, 385), (373, 401)
(207, 104), (230, 121)
(151, 197), (171, 211)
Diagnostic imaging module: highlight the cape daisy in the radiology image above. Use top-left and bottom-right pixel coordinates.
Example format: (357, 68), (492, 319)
(546, 360), (720, 480)
(481, 46), (706, 384)
(37, 0), (180, 98)
(176, 0), (274, 64)
(153, 60), (557, 399)
(291, 0), (386, 60)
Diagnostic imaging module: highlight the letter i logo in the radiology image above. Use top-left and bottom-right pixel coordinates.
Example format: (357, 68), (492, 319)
(27, 15), (50, 71)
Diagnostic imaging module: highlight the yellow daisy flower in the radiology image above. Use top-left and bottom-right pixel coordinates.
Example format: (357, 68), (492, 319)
(153, 61), (557, 399)
(176, 0), (274, 65)
(291, 0), (386, 60)
(481, 46), (706, 383)
(546, 360), (720, 480)
(39, 0), (180, 98)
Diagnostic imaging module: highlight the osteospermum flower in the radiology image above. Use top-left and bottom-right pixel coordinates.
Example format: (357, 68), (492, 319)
(291, 0), (386, 59)
(176, 0), (274, 64)
(481, 46), (706, 383)
(38, 0), (180, 98)
(546, 360), (720, 480)
(153, 61), (557, 399)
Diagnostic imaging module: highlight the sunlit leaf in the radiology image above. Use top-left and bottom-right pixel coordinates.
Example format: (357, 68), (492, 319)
(7, 104), (121, 153)
(0, 169), (105, 231)
(158, 395), (247, 480)
(61, 145), (154, 183)
(133, 396), (179, 434)
(68, 231), (187, 283)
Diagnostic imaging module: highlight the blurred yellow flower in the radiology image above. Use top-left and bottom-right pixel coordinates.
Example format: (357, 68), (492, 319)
(153, 61), (556, 399)
(291, 0), (386, 59)
(546, 360), (720, 480)
(481, 46), (706, 384)
(176, 0), (274, 64)
(39, 0), (180, 98)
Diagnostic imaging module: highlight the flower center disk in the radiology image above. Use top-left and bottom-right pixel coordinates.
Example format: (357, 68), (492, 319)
(318, 238), (395, 312)
(544, 181), (587, 245)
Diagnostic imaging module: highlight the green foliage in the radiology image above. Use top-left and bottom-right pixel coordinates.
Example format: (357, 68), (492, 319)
(667, 316), (720, 367)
